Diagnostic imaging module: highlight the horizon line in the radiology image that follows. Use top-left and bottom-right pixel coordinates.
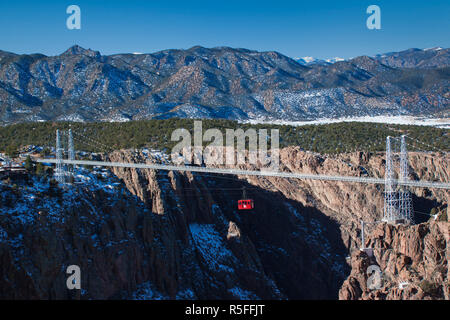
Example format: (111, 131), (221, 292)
(0, 44), (447, 61)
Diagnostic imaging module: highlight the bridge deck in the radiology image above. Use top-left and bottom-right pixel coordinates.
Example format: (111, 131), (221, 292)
(37, 158), (450, 190)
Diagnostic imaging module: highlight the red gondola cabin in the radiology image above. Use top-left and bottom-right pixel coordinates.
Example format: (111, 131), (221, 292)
(238, 199), (254, 210)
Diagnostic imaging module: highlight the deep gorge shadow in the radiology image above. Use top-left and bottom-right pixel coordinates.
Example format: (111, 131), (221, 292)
(1, 168), (351, 300)
(185, 172), (351, 299)
(412, 193), (441, 224)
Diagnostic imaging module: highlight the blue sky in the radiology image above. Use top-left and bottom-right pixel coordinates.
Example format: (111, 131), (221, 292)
(0, 0), (448, 59)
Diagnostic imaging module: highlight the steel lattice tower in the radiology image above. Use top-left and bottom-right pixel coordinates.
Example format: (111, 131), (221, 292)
(398, 135), (413, 223)
(68, 129), (75, 161)
(55, 129), (65, 184)
(68, 129), (75, 178)
(383, 136), (399, 222)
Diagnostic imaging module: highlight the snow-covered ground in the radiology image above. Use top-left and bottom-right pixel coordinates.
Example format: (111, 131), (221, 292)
(189, 223), (235, 273)
(243, 116), (450, 129)
(131, 281), (196, 300)
(0, 165), (126, 227)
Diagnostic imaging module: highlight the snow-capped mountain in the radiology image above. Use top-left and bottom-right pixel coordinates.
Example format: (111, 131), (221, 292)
(296, 47), (449, 68)
(294, 56), (326, 66)
(294, 56), (345, 66)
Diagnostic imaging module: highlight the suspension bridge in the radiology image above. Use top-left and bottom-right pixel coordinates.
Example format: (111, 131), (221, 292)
(36, 129), (449, 225)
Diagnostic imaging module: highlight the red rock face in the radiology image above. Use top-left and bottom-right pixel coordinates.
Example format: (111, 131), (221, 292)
(339, 220), (449, 300)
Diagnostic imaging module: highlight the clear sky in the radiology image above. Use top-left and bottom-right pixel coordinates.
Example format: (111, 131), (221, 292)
(0, 0), (448, 59)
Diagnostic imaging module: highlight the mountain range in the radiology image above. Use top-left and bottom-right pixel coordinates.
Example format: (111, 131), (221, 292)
(0, 45), (448, 124)
(294, 56), (345, 66)
(294, 47), (447, 67)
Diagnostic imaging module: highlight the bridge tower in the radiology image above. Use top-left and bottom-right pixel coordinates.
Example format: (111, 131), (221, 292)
(55, 129), (65, 184)
(68, 129), (75, 177)
(398, 135), (413, 223)
(383, 136), (399, 222)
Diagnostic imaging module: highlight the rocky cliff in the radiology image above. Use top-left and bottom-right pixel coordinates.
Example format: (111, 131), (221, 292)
(210, 147), (448, 251)
(339, 219), (449, 300)
(0, 150), (349, 299)
(107, 149), (350, 299)
(0, 147), (447, 299)
(106, 147), (448, 300)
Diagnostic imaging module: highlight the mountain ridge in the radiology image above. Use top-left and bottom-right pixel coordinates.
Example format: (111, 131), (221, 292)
(0, 45), (448, 124)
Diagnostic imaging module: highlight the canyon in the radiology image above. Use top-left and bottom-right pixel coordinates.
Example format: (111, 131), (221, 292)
(0, 147), (448, 299)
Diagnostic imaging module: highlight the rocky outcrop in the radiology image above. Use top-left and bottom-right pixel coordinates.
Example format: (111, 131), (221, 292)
(339, 220), (449, 300)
